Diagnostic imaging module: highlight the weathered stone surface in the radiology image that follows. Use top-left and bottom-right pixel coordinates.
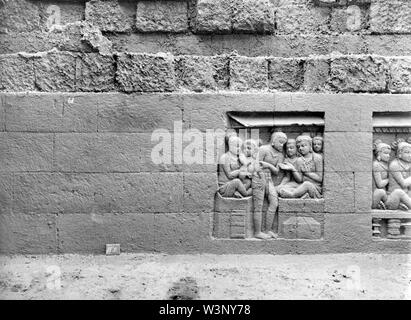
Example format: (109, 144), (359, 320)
(0, 96), (4, 131)
(279, 198), (325, 213)
(0, 133), (53, 172)
(176, 55), (229, 91)
(4, 94), (97, 132)
(329, 55), (388, 92)
(324, 132), (372, 172)
(154, 213), (211, 253)
(354, 171), (372, 212)
(0, 0), (40, 33)
(229, 56), (268, 91)
(323, 172), (355, 213)
(0, 214), (57, 254)
(370, 0), (411, 34)
(303, 57), (330, 92)
(194, 0), (232, 33)
(330, 6), (368, 33)
(97, 94), (182, 132)
(13, 173), (183, 214)
(268, 58), (304, 91)
(0, 55), (35, 91)
(214, 192), (253, 213)
(276, 4), (331, 34)
(39, 0), (85, 30)
(57, 213), (154, 253)
(213, 212), (230, 238)
(388, 57), (411, 93)
(184, 173), (217, 213)
(365, 35), (411, 56)
(136, 1), (188, 33)
(116, 53), (176, 92)
(33, 51), (76, 91)
(85, 0), (132, 32)
(324, 103), (372, 132)
(232, 0), (275, 34)
(0, 174), (13, 214)
(281, 216), (322, 240)
(75, 53), (116, 92)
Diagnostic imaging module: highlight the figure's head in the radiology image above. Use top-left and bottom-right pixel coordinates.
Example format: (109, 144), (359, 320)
(374, 142), (391, 162)
(397, 142), (411, 162)
(285, 139), (297, 158)
(228, 136), (243, 155)
(270, 131), (287, 152)
(296, 135), (312, 156)
(407, 136), (411, 144)
(313, 136), (323, 153)
(224, 130), (237, 151)
(243, 139), (259, 158)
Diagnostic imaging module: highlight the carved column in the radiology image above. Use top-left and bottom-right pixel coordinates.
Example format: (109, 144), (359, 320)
(387, 219), (401, 238)
(372, 218), (382, 238)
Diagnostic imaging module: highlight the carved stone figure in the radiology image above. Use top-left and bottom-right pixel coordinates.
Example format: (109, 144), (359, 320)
(256, 131), (287, 238)
(278, 135), (323, 199)
(372, 141), (391, 210)
(277, 139), (300, 197)
(217, 135), (252, 198)
(313, 136), (324, 154)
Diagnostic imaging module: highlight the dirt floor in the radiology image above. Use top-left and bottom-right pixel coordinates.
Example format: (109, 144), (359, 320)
(0, 253), (410, 300)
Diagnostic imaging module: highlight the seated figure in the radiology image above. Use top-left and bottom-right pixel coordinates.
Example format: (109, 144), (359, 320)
(277, 139), (300, 196)
(372, 140), (391, 210)
(278, 135), (323, 199)
(313, 136), (324, 155)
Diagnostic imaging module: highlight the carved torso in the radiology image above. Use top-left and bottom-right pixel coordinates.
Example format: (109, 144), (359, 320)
(296, 152), (323, 187)
(218, 152), (241, 186)
(388, 159), (411, 194)
(258, 145), (284, 184)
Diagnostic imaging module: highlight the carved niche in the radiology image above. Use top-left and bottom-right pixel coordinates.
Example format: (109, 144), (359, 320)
(213, 112), (325, 240)
(371, 112), (411, 239)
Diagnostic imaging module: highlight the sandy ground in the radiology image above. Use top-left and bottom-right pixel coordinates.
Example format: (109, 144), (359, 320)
(0, 253), (410, 300)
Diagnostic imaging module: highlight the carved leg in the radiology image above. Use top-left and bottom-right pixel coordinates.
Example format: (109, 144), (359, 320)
(372, 218), (382, 238)
(252, 178), (269, 239)
(387, 219), (401, 239)
(372, 189), (387, 209)
(266, 180), (278, 238)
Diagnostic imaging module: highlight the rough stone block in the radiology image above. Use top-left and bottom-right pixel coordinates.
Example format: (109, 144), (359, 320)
(329, 55), (388, 92)
(303, 57), (330, 92)
(229, 56), (268, 91)
(55, 133), (145, 172)
(0, 133), (54, 172)
(57, 213), (155, 253)
(33, 51), (76, 91)
(354, 171), (372, 212)
(4, 94), (98, 132)
(324, 132), (372, 172)
(0, 55), (35, 91)
(0, 97), (4, 131)
(232, 0), (275, 34)
(184, 172), (217, 213)
(85, 0), (132, 32)
(176, 55), (229, 91)
(75, 54), (116, 92)
(194, 0), (232, 33)
(268, 58), (304, 91)
(279, 198), (325, 213)
(323, 172), (355, 213)
(370, 0), (411, 34)
(154, 213), (211, 253)
(97, 94), (182, 132)
(39, 1), (85, 29)
(0, 174), (13, 214)
(136, 1), (188, 33)
(330, 6), (368, 33)
(0, 0), (40, 33)
(276, 4), (331, 34)
(116, 53), (176, 92)
(0, 214), (57, 254)
(388, 57), (411, 93)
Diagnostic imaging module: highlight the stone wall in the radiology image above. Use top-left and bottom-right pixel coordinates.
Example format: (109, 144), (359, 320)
(0, 0), (410, 254)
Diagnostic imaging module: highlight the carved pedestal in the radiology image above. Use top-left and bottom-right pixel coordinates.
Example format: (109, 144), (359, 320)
(387, 219), (401, 239)
(372, 218), (382, 238)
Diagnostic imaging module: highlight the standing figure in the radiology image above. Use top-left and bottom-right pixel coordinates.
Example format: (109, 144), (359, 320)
(256, 131), (287, 238)
(372, 141), (391, 209)
(386, 141), (411, 210)
(279, 135), (323, 199)
(217, 135), (252, 198)
(278, 139), (300, 196)
(313, 136), (324, 155)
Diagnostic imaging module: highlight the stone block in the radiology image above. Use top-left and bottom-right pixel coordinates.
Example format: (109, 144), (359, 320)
(4, 94), (98, 132)
(0, 55), (35, 91)
(229, 56), (268, 91)
(323, 132), (372, 172)
(232, 0), (275, 34)
(116, 53), (176, 92)
(330, 6), (368, 33)
(276, 4), (331, 34)
(57, 213), (155, 253)
(279, 198), (325, 213)
(355, 171), (372, 212)
(329, 55), (389, 92)
(303, 57), (330, 92)
(268, 58), (304, 91)
(324, 102), (372, 132)
(388, 57), (411, 93)
(176, 55), (229, 91)
(370, 0), (411, 34)
(323, 171), (355, 213)
(194, 0), (232, 33)
(184, 172), (217, 213)
(75, 53), (116, 92)
(33, 51), (76, 91)
(213, 212), (230, 238)
(136, 1), (188, 33)
(85, 0), (133, 32)
(0, 174), (13, 215)
(38, 0), (85, 29)
(281, 216), (322, 239)
(214, 192), (253, 213)
(0, 213), (57, 254)
(0, 0), (40, 33)
(0, 133), (53, 172)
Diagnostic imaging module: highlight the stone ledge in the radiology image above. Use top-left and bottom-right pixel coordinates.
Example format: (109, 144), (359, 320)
(371, 210), (411, 219)
(278, 198), (325, 213)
